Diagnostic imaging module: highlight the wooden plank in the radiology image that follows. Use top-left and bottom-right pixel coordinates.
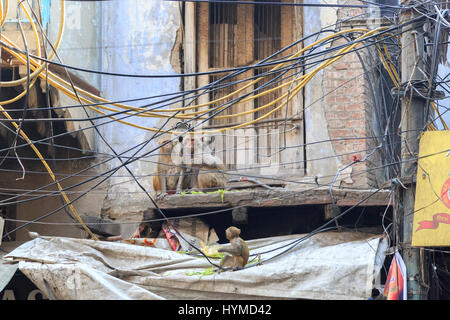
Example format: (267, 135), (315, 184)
(184, 2), (197, 100)
(235, 129), (246, 169)
(196, 2), (210, 120)
(155, 188), (392, 209)
(226, 130), (235, 168)
(258, 127), (268, 174)
(246, 128), (257, 168)
(236, 1), (254, 124)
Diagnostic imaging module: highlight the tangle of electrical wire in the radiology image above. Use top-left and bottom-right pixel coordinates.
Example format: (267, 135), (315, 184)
(1, 1), (448, 270)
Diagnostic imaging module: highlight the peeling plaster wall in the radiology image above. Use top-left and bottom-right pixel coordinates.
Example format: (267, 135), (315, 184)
(44, 1), (181, 224)
(98, 0), (181, 220)
(303, 2), (342, 186)
(47, 0), (102, 88)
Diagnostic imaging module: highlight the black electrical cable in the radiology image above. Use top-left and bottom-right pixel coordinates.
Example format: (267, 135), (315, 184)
(0, 0), (442, 276)
(0, 20), (409, 118)
(9, 6), (229, 269)
(0, 22), (406, 86)
(0, 36), (428, 206)
(0, 13), (31, 168)
(0, 10), (426, 245)
(165, 0), (403, 9)
(0, 40), (409, 165)
(0, 132), (439, 211)
(240, 186), (385, 268)
(3, 138), (448, 258)
(0, 30), (407, 123)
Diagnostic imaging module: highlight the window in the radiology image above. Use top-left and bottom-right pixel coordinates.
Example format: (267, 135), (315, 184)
(186, 0), (304, 175)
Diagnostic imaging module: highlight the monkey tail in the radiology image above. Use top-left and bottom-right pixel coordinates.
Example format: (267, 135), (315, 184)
(153, 174), (161, 191)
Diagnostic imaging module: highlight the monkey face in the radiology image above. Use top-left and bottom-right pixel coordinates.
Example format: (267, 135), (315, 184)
(159, 140), (173, 152)
(225, 226), (241, 240)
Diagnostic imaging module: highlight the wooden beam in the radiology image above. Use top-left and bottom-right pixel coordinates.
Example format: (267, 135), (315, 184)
(196, 2), (210, 125)
(155, 188), (391, 209)
(236, 1), (254, 124)
(184, 2), (197, 101)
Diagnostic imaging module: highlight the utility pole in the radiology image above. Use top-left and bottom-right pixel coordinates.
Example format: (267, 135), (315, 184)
(398, 1), (429, 300)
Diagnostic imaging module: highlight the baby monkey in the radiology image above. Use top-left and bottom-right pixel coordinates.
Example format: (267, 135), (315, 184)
(218, 226), (249, 271)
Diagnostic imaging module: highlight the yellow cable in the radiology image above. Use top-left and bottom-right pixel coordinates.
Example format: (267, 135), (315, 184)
(0, 0), (8, 26)
(0, 1), (97, 240)
(0, 0), (64, 88)
(0, 0), (42, 87)
(1, 39), (305, 122)
(47, 28), (385, 133)
(0, 77), (38, 105)
(3, 26), (390, 135)
(0, 0), (3, 25)
(430, 102), (449, 130)
(3, 28), (369, 119)
(378, 36), (448, 130)
(0, 104), (98, 240)
(1, 28), (370, 125)
(69, 28), (372, 115)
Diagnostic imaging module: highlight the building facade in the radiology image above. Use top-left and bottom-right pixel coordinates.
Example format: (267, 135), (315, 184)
(0, 0), (394, 242)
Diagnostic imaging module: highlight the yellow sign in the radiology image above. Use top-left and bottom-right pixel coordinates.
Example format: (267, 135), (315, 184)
(412, 131), (450, 247)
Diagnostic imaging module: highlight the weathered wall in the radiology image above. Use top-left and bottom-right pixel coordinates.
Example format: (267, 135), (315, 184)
(323, 38), (372, 188)
(0, 160), (107, 241)
(1, 1), (182, 240)
(303, 1), (381, 189)
(97, 0), (181, 221)
(303, 1), (343, 187)
(47, 0), (102, 88)
(46, 0), (181, 221)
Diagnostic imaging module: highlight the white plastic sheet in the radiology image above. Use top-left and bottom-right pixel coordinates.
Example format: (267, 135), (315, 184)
(3, 231), (388, 300)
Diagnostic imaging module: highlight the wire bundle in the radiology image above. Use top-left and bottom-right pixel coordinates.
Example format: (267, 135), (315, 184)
(0, 0), (449, 272)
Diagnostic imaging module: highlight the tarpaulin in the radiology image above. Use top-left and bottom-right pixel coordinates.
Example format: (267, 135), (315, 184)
(2, 231), (388, 300)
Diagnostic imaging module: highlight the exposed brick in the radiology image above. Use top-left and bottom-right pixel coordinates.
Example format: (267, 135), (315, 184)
(328, 119), (346, 128)
(350, 111), (365, 120)
(345, 103), (363, 111)
(326, 112), (350, 120)
(328, 128), (353, 137)
(335, 96), (351, 103)
(345, 119), (366, 129)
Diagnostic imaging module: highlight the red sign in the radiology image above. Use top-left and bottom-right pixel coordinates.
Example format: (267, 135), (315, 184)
(416, 213), (450, 231)
(441, 178), (450, 209)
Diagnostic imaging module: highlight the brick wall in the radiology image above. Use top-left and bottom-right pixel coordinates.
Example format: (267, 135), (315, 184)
(323, 37), (380, 188)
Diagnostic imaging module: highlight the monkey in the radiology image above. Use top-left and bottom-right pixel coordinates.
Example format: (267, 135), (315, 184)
(177, 135), (228, 192)
(153, 139), (189, 198)
(218, 226), (249, 271)
(194, 163), (228, 190)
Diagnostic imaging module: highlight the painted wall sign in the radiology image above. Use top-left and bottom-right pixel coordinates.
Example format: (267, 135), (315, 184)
(412, 131), (450, 247)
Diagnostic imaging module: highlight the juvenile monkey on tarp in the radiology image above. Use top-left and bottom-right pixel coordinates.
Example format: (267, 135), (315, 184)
(218, 226), (249, 271)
